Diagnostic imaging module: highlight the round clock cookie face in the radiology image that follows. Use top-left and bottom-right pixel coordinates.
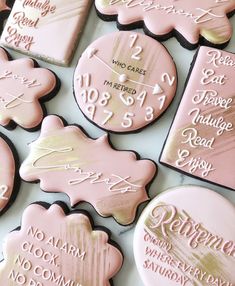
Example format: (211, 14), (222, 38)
(74, 31), (177, 133)
(133, 185), (235, 286)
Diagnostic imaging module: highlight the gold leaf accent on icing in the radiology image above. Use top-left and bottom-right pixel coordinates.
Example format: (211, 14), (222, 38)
(98, 0), (111, 7)
(144, 203), (234, 284)
(96, 191), (148, 225)
(20, 116), (155, 225)
(200, 28), (230, 45)
(162, 94), (235, 163)
(39, 0), (90, 26)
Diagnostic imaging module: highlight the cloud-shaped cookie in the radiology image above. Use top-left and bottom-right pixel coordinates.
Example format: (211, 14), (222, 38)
(0, 203), (123, 286)
(20, 115), (157, 225)
(95, 0), (235, 48)
(0, 48), (59, 130)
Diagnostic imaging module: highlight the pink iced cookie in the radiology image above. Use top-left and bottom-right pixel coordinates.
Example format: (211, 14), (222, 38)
(0, 132), (19, 214)
(0, 48), (59, 130)
(0, 0), (12, 32)
(160, 46), (235, 191)
(0, 0), (10, 11)
(0, 202), (123, 286)
(0, 0), (92, 66)
(95, 0), (235, 49)
(20, 115), (157, 225)
(74, 31), (177, 133)
(133, 185), (235, 286)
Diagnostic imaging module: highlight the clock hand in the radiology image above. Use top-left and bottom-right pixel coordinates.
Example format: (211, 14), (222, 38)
(87, 48), (164, 95)
(87, 47), (120, 76)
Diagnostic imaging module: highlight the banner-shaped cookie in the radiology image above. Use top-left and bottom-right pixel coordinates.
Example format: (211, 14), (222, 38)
(160, 46), (235, 191)
(95, 0), (235, 49)
(20, 115), (157, 225)
(0, 203), (123, 286)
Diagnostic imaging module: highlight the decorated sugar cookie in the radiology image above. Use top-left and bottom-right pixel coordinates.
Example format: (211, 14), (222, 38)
(160, 46), (235, 191)
(0, 0), (92, 66)
(0, 132), (19, 215)
(95, 0), (235, 49)
(0, 48), (59, 131)
(133, 185), (235, 286)
(20, 115), (157, 225)
(73, 31), (177, 133)
(0, 202), (123, 286)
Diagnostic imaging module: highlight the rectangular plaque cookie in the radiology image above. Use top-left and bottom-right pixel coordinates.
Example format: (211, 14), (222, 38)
(160, 46), (235, 190)
(0, 0), (92, 66)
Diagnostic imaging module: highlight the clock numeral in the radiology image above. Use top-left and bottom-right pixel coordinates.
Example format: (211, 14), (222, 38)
(137, 90), (147, 107)
(102, 110), (114, 125)
(129, 34), (138, 48)
(86, 104), (96, 120)
(0, 185), (8, 201)
(88, 88), (99, 103)
(77, 73), (91, 87)
(145, 106), (154, 122)
(81, 90), (87, 103)
(129, 34), (143, 61)
(131, 46), (142, 61)
(81, 88), (99, 104)
(161, 73), (175, 86)
(158, 95), (166, 110)
(121, 112), (135, 128)
(119, 93), (134, 106)
(99, 92), (112, 106)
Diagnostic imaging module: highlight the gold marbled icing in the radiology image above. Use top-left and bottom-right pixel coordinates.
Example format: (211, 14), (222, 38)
(0, 203), (123, 286)
(20, 115), (156, 225)
(144, 203), (234, 285)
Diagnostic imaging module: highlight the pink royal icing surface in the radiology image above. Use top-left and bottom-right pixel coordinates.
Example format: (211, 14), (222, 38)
(0, 203), (123, 286)
(0, 134), (16, 213)
(0, 0), (10, 12)
(133, 185), (235, 286)
(95, 0), (235, 47)
(20, 115), (157, 225)
(160, 46), (235, 190)
(0, 0), (92, 66)
(0, 48), (57, 130)
(74, 31), (177, 133)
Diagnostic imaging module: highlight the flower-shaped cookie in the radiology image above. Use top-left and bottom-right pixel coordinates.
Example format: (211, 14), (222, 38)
(0, 48), (59, 130)
(0, 203), (123, 286)
(95, 0), (235, 48)
(20, 115), (157, 225)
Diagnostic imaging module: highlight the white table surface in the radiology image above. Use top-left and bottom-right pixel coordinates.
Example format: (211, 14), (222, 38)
(0, 6), (235, 286)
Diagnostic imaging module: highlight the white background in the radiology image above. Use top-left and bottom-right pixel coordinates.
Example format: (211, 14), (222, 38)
(0, 6), (235, 286)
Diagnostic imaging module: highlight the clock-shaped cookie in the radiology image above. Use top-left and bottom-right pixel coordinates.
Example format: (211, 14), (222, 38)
(73, 31), (177, 133)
